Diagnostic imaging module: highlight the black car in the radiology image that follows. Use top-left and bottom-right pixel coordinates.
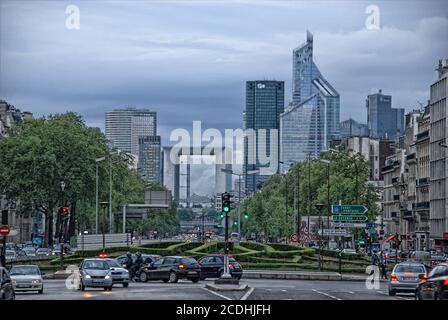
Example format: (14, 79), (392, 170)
(138, 256), (201, 283)
(417, 263), (448, 300)
(0, 267), (15, 300)
(116, 254), (161, 266)
(198, 255), (243, 280)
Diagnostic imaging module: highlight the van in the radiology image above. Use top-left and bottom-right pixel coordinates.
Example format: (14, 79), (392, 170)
(409, 251), (431, 268)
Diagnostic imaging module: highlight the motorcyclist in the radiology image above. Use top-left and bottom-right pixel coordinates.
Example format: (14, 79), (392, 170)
(132, 252), (144, 281)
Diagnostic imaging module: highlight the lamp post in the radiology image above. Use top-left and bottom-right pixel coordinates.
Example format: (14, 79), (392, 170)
(220, 168), (258, 239)
(320, 159), (331, 249)
(100, 202), (109, 253)
(308, 153), (312, 246)
(279, 160), (300, 244)
(59, 181), (65, 269)
(95, 157), (106, 234)
(315, 203), (324, 271)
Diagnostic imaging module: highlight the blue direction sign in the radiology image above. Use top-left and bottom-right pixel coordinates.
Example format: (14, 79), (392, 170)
(331, 215), (368, 222)
(331, 205), (368, 215)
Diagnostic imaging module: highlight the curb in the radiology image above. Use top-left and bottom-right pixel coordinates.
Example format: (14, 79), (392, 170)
(205, 283), (249, 292)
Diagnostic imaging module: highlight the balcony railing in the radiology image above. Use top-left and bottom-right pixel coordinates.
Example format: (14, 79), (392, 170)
(406, 153), (416, 162)
(382, 164), (394, 173)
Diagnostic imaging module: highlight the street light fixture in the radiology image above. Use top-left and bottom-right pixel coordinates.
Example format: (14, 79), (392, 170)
(315, 203), (325, 271)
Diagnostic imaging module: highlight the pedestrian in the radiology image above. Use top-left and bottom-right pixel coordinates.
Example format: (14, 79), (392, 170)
(371, 251), (379, 266)
(380, 251), (388, 279)
(124, 252), (133, 278)
(132, 252), (143, 281)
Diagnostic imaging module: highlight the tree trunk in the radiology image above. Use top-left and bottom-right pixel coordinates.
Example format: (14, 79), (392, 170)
(48, 211), (54, 247)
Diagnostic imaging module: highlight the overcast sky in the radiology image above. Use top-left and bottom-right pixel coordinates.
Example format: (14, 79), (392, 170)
(1, 0), (447, 196)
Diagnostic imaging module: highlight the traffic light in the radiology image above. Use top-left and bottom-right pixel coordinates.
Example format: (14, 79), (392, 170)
(221, 192), (232, 213)
(243, 212), (249, 220)
(220, 213), (224, 219)
(60, 207), (70, 215)
(233, 220), (238, 226)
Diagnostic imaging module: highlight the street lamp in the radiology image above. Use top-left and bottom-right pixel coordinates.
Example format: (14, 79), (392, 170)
(320, 159), (331, 249)
(59, 180), (65, 269)
(315, 203), (325, 271)
(220, 168), (258, 239)
(95, 157), (106, 234)
(279, 160), (300, 244)
(100, 202), (109, 252)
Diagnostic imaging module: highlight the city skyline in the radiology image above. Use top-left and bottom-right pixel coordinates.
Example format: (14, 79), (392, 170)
(1, 1), (447, 142)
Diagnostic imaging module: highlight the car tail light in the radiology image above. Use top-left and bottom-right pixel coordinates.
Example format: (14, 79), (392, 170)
(390, 273), (399, 282)
(178, 264), (186, 270)
(443, 278), (448, 286)
(420, 274), (428, 281)
(228, 264), (233, 269)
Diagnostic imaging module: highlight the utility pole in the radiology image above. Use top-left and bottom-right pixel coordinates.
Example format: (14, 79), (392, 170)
(308, 153), (311, 246)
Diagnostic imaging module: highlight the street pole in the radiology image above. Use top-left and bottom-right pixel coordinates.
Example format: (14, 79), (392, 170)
(296, 165), (300, 245)
(59, 181), (65, 270)
(96, 162), (98, 234)
(315, 204), (324, 271)
(100, 202), (109, 252)
(327, 162), (330, 249)
(284, 173), (288, 244)
(308, 153), (311, 245)
(109, 157), (112, 233)
(237, 174), (241, 238)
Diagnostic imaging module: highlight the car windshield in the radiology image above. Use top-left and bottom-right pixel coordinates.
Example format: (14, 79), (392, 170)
(180, 258), (197, 264)
(83, 260), (109, 270)
(395, 265), (425, 273)
(106, 260), (121, 268)
(10, 266), (40, 275)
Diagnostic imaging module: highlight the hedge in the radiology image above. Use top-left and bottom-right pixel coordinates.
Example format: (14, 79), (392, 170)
(319, 248), (368, 261)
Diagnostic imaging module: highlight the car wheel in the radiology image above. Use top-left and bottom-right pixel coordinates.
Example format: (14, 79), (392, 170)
(191, 278), (199, 283)
(140, 272), (148, 283)
(162, 279), (169, 283)
(388, 289), (396, 296)
(109, 286), (113, 291)
(80, 281), (85, 291)
(169, 272), (178, 283)
(123, 282), (129, 288)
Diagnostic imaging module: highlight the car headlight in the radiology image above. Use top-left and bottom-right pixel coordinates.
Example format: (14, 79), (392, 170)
(105, 275), (111, 280)
(12, 279), (17, 285)
(32, 279), (41, 284)
(85, 274), (91, 279)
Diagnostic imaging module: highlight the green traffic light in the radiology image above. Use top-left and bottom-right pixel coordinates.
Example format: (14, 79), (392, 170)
(223, 206), (230, 213)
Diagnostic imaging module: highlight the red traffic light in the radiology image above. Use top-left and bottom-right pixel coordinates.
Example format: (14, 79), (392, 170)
(61, 207), (70, 215)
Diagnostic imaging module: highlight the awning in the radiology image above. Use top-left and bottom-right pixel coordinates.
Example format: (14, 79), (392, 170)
(383, 234), (397, 242)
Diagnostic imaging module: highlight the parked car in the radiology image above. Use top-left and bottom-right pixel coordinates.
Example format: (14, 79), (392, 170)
(104, 258), (130, 287)
(342, 248), (357, 255)
(23, 241), (34, 248)
(0, 267), (15, 300)
(417, 263), (448, 300)
(385, 250), (402, 262)
(36, 248), (51, 257)
(388, 262), (428, 296)
(198, 254), (243, 280)
(5, 250), (17, 262)
(409, 251), (432, 268)
(77, 259), (113, 291)
(138, 256), (201, 283)
(9, 265), (44, 294)
(431, 252), (447, 267)
(23, 247), (36, 257)
(5, 242), (17, 251)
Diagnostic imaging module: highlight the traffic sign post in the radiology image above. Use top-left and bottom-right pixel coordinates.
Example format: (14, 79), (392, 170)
(331, 205), (368, 214)
(332, 222), (367, 228)
(331, 215), (368, 222)
(318, 229), (348, 236)
(0, 225), (10, 236)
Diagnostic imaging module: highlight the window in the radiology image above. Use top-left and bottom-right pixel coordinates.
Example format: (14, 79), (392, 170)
(153, 258), (164, 266)
(164, 258), (177, 265)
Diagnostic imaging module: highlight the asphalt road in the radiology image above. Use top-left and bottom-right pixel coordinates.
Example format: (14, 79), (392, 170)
(14, 278), (416, 300)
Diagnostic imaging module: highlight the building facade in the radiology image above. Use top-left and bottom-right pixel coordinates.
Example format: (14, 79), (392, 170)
(282, 31), (340, 166)
(138, 135), (162, 184)
(340, 118), (369, 138)
(429, 59), (448, 249)
(366, 89), (405, 140)
(244, 80), (284, 193)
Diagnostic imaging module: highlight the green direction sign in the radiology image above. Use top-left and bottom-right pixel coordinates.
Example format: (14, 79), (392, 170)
(331, 215), (368, 222)
(331, 205), (368, 215)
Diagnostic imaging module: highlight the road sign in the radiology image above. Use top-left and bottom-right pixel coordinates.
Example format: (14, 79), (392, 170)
(366, 223), (376, 229)
(331, 215), (368, 222)
(332, 222), (367, 228)
(0, 225), (10, 236)
(331, 205), (368, 215)
(318, 229), (348, 236)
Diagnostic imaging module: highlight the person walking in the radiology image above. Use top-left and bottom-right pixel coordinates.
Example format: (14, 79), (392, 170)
(380, 251), (388, 280)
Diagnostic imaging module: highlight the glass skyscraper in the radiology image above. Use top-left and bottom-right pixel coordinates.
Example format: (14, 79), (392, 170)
(281, 31), (340, 165)
(366, 89), (405, 140)
(340, 118), (369, 138)
(244, 80), (284, 193)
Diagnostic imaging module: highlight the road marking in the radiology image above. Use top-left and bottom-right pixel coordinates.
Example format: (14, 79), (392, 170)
(312, 289), (342, 300)
(241, 287), (254, 301)
(348, 291), (355, 294)
(202, 287), (232, 300)
(377, 290), (387, 295)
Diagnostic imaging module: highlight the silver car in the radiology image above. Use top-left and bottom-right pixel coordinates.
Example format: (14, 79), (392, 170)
(9, 265), (44, 294)
(388, 262), (428, 296)
(77, 259), (113, 291)
(104, 259), (130, 287)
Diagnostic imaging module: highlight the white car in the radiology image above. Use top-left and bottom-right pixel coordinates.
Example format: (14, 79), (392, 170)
(23, 248), (36, 257)
(342, 248), (357, 255)
(5, 250), (17, 262)
(9, 265), (44, 294)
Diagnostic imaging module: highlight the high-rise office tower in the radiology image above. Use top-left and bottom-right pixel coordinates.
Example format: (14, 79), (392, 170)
(138, 135), (162, 184)
(340, 118), (369, 138)
(366, 89), (405, 140)
(105, 107), (160, 183)
(280, 31), (340, 166)
(244, 80), (284, 193)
